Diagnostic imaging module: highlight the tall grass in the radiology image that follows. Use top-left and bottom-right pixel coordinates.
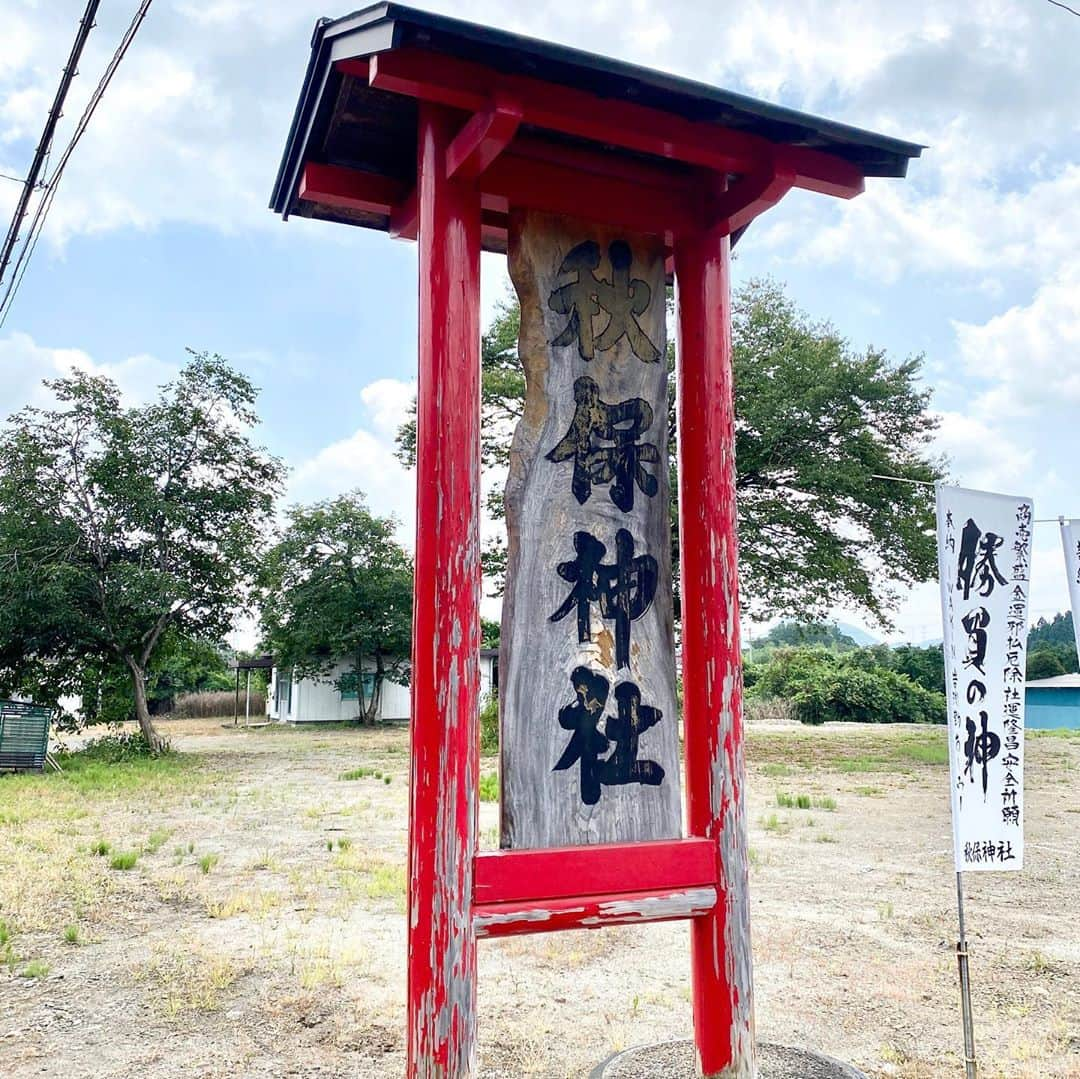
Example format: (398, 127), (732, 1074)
(173, 690), (265, 720)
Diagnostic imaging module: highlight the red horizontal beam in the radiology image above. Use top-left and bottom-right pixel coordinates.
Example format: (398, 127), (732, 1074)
(474, 886), (717, 939)
(482, 151), (694, 240)
(474, 837), (715, 906)
(368, 48), (863, 201)
(299, 162), (406, 216)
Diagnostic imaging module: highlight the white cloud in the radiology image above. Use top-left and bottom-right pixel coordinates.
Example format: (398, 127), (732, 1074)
(288, 378), (416, 544)
(0, 331), (175, 411)
(932, 409), (1034, 492)
(953, 267), (1080, 411)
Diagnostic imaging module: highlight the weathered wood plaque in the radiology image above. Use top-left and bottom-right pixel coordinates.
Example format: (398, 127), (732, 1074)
(500, 209), (682, 850)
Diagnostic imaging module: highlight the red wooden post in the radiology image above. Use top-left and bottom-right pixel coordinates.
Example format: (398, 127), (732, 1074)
(407, 102), (482, 1079)
(675, 222), (755, 1078)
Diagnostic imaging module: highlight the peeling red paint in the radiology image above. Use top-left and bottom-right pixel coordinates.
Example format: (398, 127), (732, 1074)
(675, 220), (755, 1078)
(407, 104), (482, 1079)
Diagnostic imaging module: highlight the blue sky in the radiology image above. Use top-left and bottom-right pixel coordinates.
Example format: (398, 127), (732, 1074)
(2, 0), (1079, 645)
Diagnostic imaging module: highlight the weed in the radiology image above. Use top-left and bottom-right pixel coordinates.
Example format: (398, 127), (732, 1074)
(761, 813), (788, 834)
(0, 921), (11, 946)
(1028, 951), (1050, 974)
(775, 791), (795, 808)
(326, 840), (334, 852)
(197, 853), (219, 875)
(760, 763), (791, 777)
(187, 841), (195, 854)
(877, 901), (894, 920)
(795, 793), (812, 809)
(63, 924), (79, 945)
(91, 839), (111, 857)
(337, 837), (352, 852)
(479, 772), (500, 803)
(367, 864), (407, 902)
(145, 829), (170, 854)
(340, 766), (377, 781)
(20, 959), (49, 979)
(854, 785), (884, 797)
(383, 775), (391, 785)
(815, 834), (838, 844)
(109, 850), (139, 871)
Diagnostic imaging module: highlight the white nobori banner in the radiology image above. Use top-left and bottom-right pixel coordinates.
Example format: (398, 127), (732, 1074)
(936, 485), (1032, 872)
(1060, 519), (1080, 664)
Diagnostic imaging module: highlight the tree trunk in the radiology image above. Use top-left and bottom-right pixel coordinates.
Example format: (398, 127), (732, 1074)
(127, 660), (165, 751)
(364, 650), (385, 726)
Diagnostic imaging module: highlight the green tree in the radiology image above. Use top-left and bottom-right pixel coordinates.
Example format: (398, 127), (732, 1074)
(1027, 649), (1067, 681)
(0, 353), (282, 749)
(259, 493), (413, 724)
(396, 280), (943, 624)
(1027, 613), (1078, 672)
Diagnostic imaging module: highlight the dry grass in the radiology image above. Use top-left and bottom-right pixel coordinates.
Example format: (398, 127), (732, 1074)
(173, 690), (265, 720)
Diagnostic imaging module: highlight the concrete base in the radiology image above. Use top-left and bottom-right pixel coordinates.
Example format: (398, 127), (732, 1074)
(591, 1040), (868, 1079)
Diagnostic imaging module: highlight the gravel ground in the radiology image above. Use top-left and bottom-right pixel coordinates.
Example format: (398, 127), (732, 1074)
(600, 1040), (867, 1078)
(1, 718), (1077, 1078)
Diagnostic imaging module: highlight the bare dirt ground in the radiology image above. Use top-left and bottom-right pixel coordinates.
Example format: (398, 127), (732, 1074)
(1, 719), (1077, 1079)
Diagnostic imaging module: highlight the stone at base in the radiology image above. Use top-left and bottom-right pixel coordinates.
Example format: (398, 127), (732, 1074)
(591, 1040), (868, 1079)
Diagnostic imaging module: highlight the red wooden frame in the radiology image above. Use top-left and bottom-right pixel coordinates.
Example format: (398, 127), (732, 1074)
(339, 45), (871, 1078)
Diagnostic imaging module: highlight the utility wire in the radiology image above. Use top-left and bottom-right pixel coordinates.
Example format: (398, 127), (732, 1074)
(0, 0), (101, 291)
(1046, 0), (1080, 17)
(0, 0), (155, 326)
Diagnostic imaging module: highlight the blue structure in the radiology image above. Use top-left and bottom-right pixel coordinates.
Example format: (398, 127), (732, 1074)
(1025, 674), (1080, 730)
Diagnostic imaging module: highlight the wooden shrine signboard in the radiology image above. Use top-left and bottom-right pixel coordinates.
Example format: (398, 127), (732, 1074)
(501, 210), (681, 849)
(271, 7), (920, 1075)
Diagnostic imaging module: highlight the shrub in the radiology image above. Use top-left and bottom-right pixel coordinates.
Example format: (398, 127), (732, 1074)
(479, 692), (499, 755)
(750, 647), (945, 725)
(478, 772), (499, 803)
(77, 731), (171, 762)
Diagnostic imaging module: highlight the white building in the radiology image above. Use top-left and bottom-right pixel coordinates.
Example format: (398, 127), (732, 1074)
(268, 649), (498, 723)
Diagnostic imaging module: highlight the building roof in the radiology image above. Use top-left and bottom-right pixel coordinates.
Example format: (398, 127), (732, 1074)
(270, 3), (923, 245)
(1026, 674), (1080, 690)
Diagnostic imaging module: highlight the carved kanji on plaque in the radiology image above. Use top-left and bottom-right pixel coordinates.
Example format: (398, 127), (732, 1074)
(500, 210), (681, 849)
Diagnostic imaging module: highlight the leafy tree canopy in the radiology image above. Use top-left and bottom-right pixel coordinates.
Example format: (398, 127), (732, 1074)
(0, 352), (283, 748)
(259, 493), (413, 724)
(397, 279), (944, 625)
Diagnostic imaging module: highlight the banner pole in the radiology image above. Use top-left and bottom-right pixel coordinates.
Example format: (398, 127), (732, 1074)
(955, 871), (978, 1079)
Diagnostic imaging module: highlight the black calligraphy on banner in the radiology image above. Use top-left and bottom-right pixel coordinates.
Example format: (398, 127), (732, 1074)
(956, 518), (1008, 600)
(963, 840), (1016, 865)
(545, 376), (660, 512)
(550, 529), (657, 670)
(963, 712), (1000, 797)
(548, 240), (661, 363)
(1000, 502), (1031, 827)
(553, 667), (665, 805)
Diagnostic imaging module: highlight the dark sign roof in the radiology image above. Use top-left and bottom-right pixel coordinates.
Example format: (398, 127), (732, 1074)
(271, 3), (922, 237)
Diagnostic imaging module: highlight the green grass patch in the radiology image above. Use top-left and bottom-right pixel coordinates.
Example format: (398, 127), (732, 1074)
(63, 924), (80, 945)
(109, 850), (139, 871)
(340, 766), (378, 781)
(197, 853), (219, 875)
(145, 829), (170, 854)
(759, 762), (792, 777)
(479, 772), (499, 803)
(20, 959), (49, 979)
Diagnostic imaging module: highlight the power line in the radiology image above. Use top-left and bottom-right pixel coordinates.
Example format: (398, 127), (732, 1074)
(1046, 0), (1080, 16)
(0, 0), (101, 291)
(0, 0), (155, 326)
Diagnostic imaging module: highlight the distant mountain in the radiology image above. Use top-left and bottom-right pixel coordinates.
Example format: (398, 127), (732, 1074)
(832, 622), (881, 647)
